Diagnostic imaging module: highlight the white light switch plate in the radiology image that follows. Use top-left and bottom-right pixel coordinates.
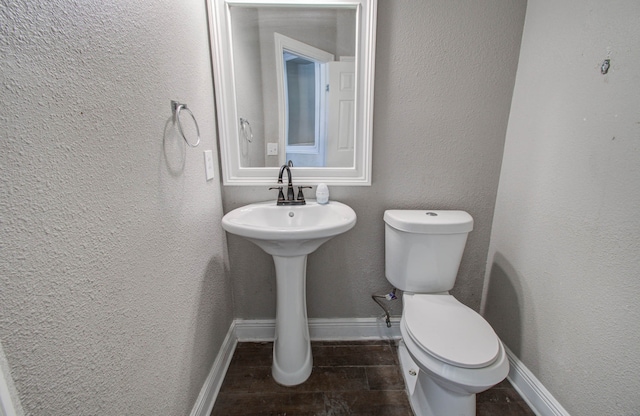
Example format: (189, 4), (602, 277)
(204, 150), (214, 180)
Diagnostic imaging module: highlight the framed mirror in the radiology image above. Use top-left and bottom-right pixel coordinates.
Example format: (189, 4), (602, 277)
(207, 0), (377, 185)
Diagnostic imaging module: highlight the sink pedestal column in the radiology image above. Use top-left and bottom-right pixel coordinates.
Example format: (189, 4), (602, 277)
(271, 255), (312, 386)
(221, 201), (356, 386)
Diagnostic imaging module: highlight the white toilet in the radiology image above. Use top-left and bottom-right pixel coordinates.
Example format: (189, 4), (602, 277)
(384, 210), (509, 416)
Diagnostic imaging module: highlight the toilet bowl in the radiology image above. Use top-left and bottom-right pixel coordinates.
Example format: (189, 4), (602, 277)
(383, 210), (509, 416)
(398, 293), (509, 416)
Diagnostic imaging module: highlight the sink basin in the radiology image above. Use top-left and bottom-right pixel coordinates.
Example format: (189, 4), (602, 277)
(222, 200), (356, 256)
(221, 199), (357, 386)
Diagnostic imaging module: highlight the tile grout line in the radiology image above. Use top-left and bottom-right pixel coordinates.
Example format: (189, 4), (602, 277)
(362, 362), (372, 392)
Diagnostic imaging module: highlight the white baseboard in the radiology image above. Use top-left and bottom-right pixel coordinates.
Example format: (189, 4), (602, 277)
(189, 321), (237, 416)
(505, 345), (570, 416)
(235, 317), (402, 341)
(309, 317), (402, 340)
(191, 318), (568, 416)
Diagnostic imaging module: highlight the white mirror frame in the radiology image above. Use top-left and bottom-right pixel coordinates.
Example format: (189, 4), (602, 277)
(207, 0), (377, 186)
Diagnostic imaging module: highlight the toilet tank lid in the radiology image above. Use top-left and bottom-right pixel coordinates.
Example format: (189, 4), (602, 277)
(384, 210), (473, 234)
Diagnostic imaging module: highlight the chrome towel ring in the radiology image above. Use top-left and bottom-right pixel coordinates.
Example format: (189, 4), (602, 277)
(171, 100), (200, 148)
(239, 117), (253, 143)
(239, 117), (253, 158)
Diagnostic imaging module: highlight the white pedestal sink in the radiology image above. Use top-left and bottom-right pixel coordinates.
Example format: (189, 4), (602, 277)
(221, 200), (356, 385)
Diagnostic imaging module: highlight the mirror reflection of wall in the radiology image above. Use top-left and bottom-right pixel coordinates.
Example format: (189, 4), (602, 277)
(230, 7), (264, 167)
(229, 6), (356, 168)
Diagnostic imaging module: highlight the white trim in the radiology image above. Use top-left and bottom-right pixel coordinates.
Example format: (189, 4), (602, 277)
(189, 322), (238, 416)
(309, 317), (401, 340)
(504, 345), (570, 416)
(233, 318), (277, 341)
(0, 342), (23, 416)
(0, 364), (16, 416)
(235, 317), (402, 341)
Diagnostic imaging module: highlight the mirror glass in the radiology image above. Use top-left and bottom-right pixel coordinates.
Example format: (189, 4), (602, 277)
(208, 0), (376, 185)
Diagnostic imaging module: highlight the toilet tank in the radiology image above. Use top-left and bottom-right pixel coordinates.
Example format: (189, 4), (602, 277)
(384, 210), (473, 293)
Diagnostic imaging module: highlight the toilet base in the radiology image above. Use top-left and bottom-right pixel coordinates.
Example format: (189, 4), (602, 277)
(398, 341), (476, 416)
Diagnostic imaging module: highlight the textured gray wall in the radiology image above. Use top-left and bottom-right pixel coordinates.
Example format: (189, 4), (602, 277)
(0, 1), (233, 415)
(484, 1), (640, 414)
(223, 0), (527, 318)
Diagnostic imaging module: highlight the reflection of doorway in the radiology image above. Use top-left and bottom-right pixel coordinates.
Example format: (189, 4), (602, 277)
(284, 52), (323, 164)
(275, 33), (333, 167)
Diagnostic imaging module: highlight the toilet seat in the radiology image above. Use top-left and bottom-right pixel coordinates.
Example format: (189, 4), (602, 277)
(404, 293), (500, 369)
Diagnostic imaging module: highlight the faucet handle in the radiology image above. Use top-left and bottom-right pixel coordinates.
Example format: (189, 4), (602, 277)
(296, 186), (312, 201)
(269, 186), (285, 202)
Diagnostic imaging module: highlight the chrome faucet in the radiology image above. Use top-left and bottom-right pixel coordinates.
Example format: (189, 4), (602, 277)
(269, 164), (311, 205)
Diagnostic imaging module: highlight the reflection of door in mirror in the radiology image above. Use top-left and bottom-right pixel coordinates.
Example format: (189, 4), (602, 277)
(284, 56), (355, 167)
(326, 59), (355, 167)
(281, 50), (356, 168)
(275, 34), (334, 167)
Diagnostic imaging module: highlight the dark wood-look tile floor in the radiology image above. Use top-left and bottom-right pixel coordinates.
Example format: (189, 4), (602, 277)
(212, 340), (535, 416)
